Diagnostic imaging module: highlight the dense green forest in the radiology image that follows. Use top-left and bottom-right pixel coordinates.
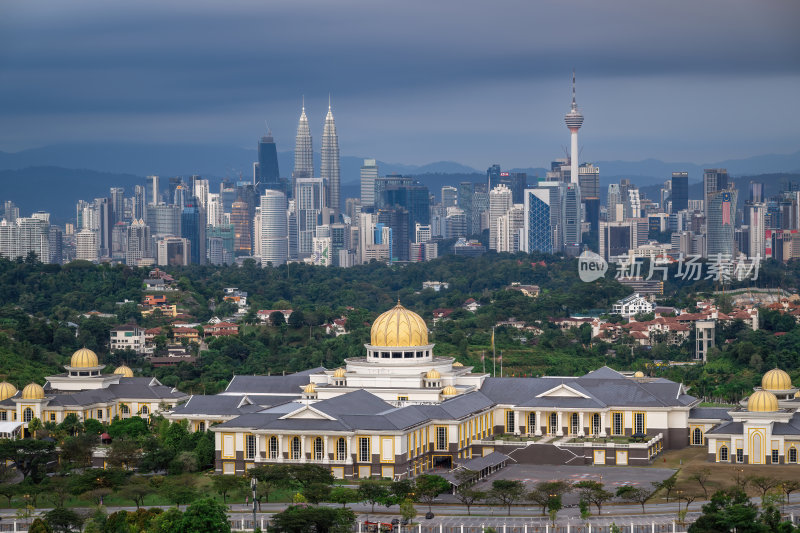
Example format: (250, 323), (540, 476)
(2, 253), (800, 400)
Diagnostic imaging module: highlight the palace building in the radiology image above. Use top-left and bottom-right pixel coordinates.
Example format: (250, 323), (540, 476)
(0, 347), (188, 438)
(165, 303), (706, 478)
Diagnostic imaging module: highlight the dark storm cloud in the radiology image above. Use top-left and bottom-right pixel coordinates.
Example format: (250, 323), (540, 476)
(0, 0), (798, 165)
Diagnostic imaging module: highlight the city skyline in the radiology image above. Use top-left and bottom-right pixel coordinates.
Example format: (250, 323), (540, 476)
(0, 0), (798, 169)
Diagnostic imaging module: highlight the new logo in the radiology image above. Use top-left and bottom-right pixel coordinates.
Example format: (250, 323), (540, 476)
(578, 251), (608, 282)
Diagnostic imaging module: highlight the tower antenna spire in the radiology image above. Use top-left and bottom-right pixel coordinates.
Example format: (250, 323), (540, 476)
(572, 69), (577, 109)
(328, 93), (331, 111)
(302, 95), (305, 112)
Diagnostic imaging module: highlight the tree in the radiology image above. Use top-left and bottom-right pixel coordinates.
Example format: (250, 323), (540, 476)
(689, 468), (712, 499)
(781, 480), (800, 503)
(180, 497), (232, 533)
(330, 486), (359, 508)
(528, 480), (571, 515)
(488, 479), (527, 516)
(81, 488), (112, 507)
(0, 439), (57, 480)
(48, 476), (73, 508)
(574, 481), (613, 515)
(60, 434), (96, 469)
(615, 485), (652, 514)
(688, 490), (763, 533)
(400, 499), (418, 525)
(29, 518), (52, 533)
(652, 475), (677, 502)
(304, 482), (332, 505)
(289, 463), (335, 489)
(288, 310), (306, 328)
(358, 478), (391, 512)
(415, 474), (451, 513)
(107, 417), (150, 440)
(270, 505), (355, 533)
(270, 311), (286, 326)
(548, 495), (562, 526)
(148, 508), (185, 533)
(106, 439), (142, 470)
(249, 465), (291, 508)
(118, 477), (151, 509)
(749, 476), (780, 500)
(28, 417), (42, 439)
(391, 479), (416, 502)
(211, 474), (244, 504)
(454, 487), (485, 516)
(160, 475), (199, 508)
(45, 507), (84, 533)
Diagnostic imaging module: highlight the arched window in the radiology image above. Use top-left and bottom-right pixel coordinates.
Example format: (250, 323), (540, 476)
(719, 445), (729, 462)
(23, 408), (34, 423)
(140, 405), (149, 416)
(336, 438), (347, 461)
(692, 428), (703, 446)
(269, 436), (279, 459)
(549, 413), (558, 434)
(313, 437), (324, 461)
(528, 413), (536, 434)
(290, 436), (301, 460)
(591, 414), (601, 436)
(198, 422), (206, 432)
(570, 413), (579, 435)
(119, 404), (130, 417)
(790, 447), (798, 464)
(752, 433), (762, 464)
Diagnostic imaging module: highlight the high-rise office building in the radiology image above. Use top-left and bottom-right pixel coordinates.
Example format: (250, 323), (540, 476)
(181, 202), (206, 264)
(704, 169), (729, 223)
(156, 237), (190, 266)
(599, 221), (634, 261)
(749, 202), (766, 259)
(3, 201), (19, 223)
(206, 193), (223, 227)
(496, 204), (524, 253)
(382, 182), (430, 228)
(498, 172), (527, 204)
(472, 186), (490, 237)
(487, 164), (501, 189)
(110, 187), (125, 224)
(207, 225), (235, 264)
(76, 229), (99, 262)
(258, 129), (281, 189)
(293, 101), (314, 193)
(95, 198), (112, 258)
(524, 189), (552, 254)
(295, 178), (324, 259)
(146, 175), (160, 206)
(671, 172), (689, 214)
(377, 207), (409, 261)
(457, 182), (474, 236)
(445, 207), (467, 239)
(0, 220), (20, 259)
(126, 219), (151, 265)
(321, 100), (340, 215)
(16, 217), (49, 262)
(48, 226), (62, 264)
(441, 186), (458, 208)
(260, 190), (288, 267)
(562, 183), (581, 255)
(231, 201), (252, 255)
(606, 184), (623, 222)
(193, 178), (210, 210)
(374, 175), (414, 210)
(146, 204), (181, 236)
(133, 185), (146, 220)
(360, 159), (379, 208)
(111, 222), (128, 259)
(706, 188), (738, 258)
(488, 184), (513, 251)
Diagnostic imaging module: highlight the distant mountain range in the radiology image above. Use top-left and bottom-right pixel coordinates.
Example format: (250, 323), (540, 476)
(1, 142), (798, 185)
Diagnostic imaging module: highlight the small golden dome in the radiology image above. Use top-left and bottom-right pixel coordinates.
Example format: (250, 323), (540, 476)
(370, 302), (428, 347)
(303, 383), (316, 394)
(113, 365), (134, 378)
(0, 382), (17, 401)
(70, 347), (99, 368)
(452, 362), (464, 367)
(633, 371), (645, 378)
(21, 383), (45, 400)
(442, 385), (458, 396)
(426, 369), (441, 379)
(748, 390), (779, 412)
(333, 368), (346, 378)
(762, 368), (792, 391)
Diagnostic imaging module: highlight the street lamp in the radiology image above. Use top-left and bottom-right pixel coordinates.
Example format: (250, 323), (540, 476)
(251, 477), (257, 531)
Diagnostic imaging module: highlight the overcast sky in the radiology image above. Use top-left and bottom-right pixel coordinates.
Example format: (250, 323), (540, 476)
(0, 0), (798, 168)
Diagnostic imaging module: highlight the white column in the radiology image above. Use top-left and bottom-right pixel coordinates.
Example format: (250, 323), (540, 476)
(556, 411), (563, 437)
(534, 411), (542, 436)
(255, 434), (262, 461)
(600, 412), (608, 437)
(578, 412), (585, 437)
(513, 410), (521, 435)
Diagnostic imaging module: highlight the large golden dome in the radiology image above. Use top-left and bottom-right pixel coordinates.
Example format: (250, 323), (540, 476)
(762, 368), (792, 391)
(333, 368), (346, 378)
(370, 302), (428, 347)
(303, 383), (316, 393)
(0, 382), (16, 401)
(70, 347), (99, 368)
(113, 365), (134, 378)
(748, 390), (779, 412)
(442, 385), (458, 396)
(21, 383), (45, 400)
(426, 369), (441, 379)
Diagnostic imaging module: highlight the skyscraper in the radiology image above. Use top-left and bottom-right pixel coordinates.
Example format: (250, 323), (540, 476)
(321, 99), (340, 216)
(360, 159), (379, 208)
(707, 188), (738, 258)
(488, 184), (513, 251)
(260, 190), (288, 267)
(457, 182), (474, 235)
(564, 71), (584, 186)
(671, 172), (689, 214)
(704, 169), (729, 222)
(258, 129), (281, 189)
(126, 219), (151, 265)
(231, 201), (252, 255)
(295, 178), (324, 259)
(496, 204), (524, 253)
(146, 175), (160, 206)
(562, 183), (581, 255)
(441, 186), (458, 208)
(76, 229), (98, 262)
(133, 185), (146, 220)
(487, 164), (501, 189)
(95, 198), (112, 258)
(293, 100), (313, 193)
(524, 189), (552, 254)
(146, 204), (181, 236)
(110, 187), (125, 223)
(181, 202), (206, 264)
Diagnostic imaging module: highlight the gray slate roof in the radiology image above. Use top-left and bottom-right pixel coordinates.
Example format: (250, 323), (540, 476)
(224, 368), (325, 395)
(171, 394), (264, 416)
(689, 407), (733, 421)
